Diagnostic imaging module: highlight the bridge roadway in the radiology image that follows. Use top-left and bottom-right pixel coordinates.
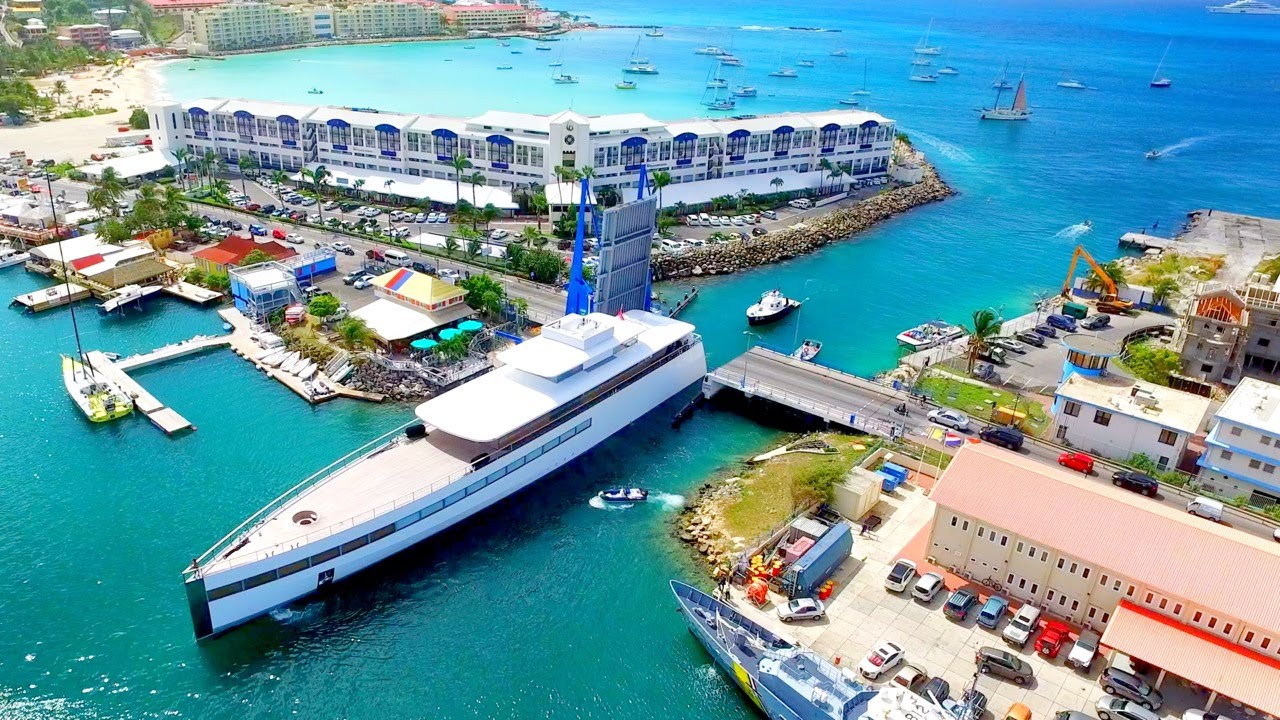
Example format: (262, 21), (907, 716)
(704, 346), (1280, 542)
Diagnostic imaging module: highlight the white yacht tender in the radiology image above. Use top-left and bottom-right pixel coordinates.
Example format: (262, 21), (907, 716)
(183, 311), (706, 639)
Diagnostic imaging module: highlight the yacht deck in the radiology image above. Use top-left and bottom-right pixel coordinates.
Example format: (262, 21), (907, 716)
(217, 432), (477, 568)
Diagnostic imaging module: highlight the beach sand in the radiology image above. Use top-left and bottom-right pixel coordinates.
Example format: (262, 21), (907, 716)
(0, 59), (170, 164)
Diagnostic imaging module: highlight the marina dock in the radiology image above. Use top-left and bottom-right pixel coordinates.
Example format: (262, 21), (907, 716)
(85, 350), (195, 434)
(12, 283), (91, 312)
(162, 281), (223, 305)
(1119, 232), (1173, 252)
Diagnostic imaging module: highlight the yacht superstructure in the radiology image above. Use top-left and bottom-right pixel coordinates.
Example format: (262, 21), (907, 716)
(184, 311), (706, 639)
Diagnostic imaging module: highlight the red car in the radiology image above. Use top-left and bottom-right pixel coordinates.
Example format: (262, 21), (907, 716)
(1058, 451), (1095, 474)
(1035, 620), (1071, 658)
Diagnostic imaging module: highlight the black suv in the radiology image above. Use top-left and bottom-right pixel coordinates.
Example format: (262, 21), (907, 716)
(1112, 470), (1159, 497)
(979, 426), (1024, 450)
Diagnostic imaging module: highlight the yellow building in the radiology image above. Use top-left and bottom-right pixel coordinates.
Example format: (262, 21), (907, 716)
(440, 3), (527, 31)
(185, 0), (442, 52)
(332, 1), (440, 39)
(372, 266), (467, 312)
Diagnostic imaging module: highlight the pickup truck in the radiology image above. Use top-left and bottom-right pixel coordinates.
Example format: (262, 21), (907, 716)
(979, 346), (1007, 364)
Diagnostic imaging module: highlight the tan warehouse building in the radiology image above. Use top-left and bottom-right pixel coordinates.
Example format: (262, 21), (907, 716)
(927, 443), (1280, 717)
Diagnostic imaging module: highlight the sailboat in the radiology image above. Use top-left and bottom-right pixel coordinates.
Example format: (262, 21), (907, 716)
(52, 241), (133, 423)
(1150, 40), (1173, 88)
(702, 63), (736, 110)
(852, 59), (871, 95)
(981, 71), (1031, 120)
(909, 52), (938, 82)
(645, 27), (664, 37)
(915, 19), (942, 55)
(623, 35), (658, 74)
(552, 48), (578, 83)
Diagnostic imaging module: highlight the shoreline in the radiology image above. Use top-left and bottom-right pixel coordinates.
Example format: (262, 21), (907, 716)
(185, 27), (582, 59)
(652, 144), (953, 281)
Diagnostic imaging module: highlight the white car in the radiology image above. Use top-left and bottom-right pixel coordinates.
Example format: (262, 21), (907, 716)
(490, 228), (509, 240)
(1066, 629), (1100, 671)
(776, 597), (825, 623)
(353, 277), (372, 289)
(927, 408), (970, 431)
(912, 572), (945, 602)
(331, 241), (352, 254)
(1002, 604), (1042, 648)
(438, 268), (461, 284)
(415, 212), (428, 222)
(885, 559), (918, 593)
(858, 641), (904, 679)
(708, 216), (722, 226)
(307, 214), (321, 224)
(1097, 698), (1160, 720)
(285, 233), (303, 244)
(761, 210), (778, 220)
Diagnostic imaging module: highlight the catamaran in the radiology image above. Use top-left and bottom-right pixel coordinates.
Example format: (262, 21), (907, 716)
(981, 73), (1031, 120)
(1150, 40), (1173, 87)
(622, 35), (659, 74)
(184, 311), (707, 639)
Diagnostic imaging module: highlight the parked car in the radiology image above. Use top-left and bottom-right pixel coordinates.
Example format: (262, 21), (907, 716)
(1097, 698), (1161, 720)
(1016, 330), (1046, 347)
(1035, 620), (1072, 658)
(490, 228), (509, 240)
(261, 204), (277, 214)
(438, 268), (462, 283)
(927, 408), (970, 431)
(285, 233), (304, 245)
(761, 210), (779, 220)
(858, 641), (904, 679)
(1058, 451), (1095, 474)
(1100, 667), (1164, 710)
(1182, 712), (1224, 720)
(329, 241), (354, 255)
(752, 226), (768, 236)
(920, 677), (950, 703)
(990, 337), (1027, 354)
(1002, 604), (1041, 647)
(1112, 470), (1159, 497)
(944, 589), (980, 621)
(884, 559), (918, 593)
(980, 426), (1024, 450)
(890, 664), (927, 691)
(975, 647), (1034, 685)
(977, 596), (1009, 629)
(912, 572), (946, 603)
(1056, 712), (1096, 720)
(1034, 323), (1058, 338)
(1187, 496), (1224, 522)
(343, 270), (369, 285)
(1081, 314), (1111, 330)
(777, 597), (825, 623)
(353, 277), (373, 290)
(1047, 313), (1078, 332)
(1066, 629), (1100, 671)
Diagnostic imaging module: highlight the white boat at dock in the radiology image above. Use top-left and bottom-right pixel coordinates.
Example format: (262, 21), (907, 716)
(98, 284), (163, 314)
(0, 244), (30, 269)
(62, 354), (133, 423)
(182, 311), (706, 639)
(896, 320), (965, 349)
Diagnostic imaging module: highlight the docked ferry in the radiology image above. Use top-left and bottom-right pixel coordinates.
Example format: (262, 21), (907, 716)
(184, 311), (706, 639)
(671, 580), (953, 720)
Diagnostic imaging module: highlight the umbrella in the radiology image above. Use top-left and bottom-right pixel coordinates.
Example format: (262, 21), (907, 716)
(410, 338), (438, 350)
(458, 320), (483, 332)
(439, 328), (461, 341)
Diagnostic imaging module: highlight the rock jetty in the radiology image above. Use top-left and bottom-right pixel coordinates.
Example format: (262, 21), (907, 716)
(652, 157), (952, 281)
(676, 478), (743, 570)
(347, 363), (434, 402)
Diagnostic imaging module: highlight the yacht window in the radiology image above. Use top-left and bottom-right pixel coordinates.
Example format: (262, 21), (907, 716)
(310, 547), (340, 565)
(395, 511), (422, 531)
(445, 489), (467, 507)
(340, 536), (368, 554)
(243, 570), (278, 589)
(207, 582), (243, 601)
(277, 559), (311, 578)
(466, 478), (487, 495)
(369, 524), (395, 542)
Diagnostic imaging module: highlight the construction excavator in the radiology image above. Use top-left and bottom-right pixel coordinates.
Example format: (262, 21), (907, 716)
(1062, 245), (1134, 313)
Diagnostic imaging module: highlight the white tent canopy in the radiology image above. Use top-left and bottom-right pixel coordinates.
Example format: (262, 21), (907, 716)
(296, 164), (517, 210)
(350, 298), (474, 342)
(80, 150), (175, 181)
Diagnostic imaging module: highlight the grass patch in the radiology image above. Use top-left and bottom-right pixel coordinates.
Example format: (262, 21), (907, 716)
(917, 372), (1051, 436)
(1113, 340), (1181, 386)
(1256, 254), (1280, 283)
(720, 433), (879, 541)
(152, 14), (184, 43)
(1130, 252), (1224, 286)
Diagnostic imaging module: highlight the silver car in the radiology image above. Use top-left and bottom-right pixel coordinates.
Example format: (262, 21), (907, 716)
(777, 597), (825, 623)
(1100, 668), (1163, 710)
(927, 408), (970, 431)
(1097, 698), (1160, 720)
(912, 572), (945, 602)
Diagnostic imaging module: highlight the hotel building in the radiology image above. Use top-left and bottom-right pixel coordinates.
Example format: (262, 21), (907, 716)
(1197, 377), (1280, 506)
(929, 443), (1280, 718)
(57, 23), (113, 48)
(184, 1), (442, 53)
(146, 97), (896, 208)
(439, 3), (528, 31)
(8, 0), (43, 18)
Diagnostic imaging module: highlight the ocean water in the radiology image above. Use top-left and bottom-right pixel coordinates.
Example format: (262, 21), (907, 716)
(1, 1), (1276, 718)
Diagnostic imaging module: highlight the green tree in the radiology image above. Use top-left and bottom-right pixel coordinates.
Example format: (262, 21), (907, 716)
(524, 248), (567, 284)
(128, 107), (149, 129)
(86, 186), (116, 219)
(1086, 260), (1129, 293)
(511, 297), (529, 323)
(467, 172), (485, 206)
(336, 316), (374, 350)
(271, 169), (290, 206)
(1122, 341), (1182, 386)
(208, 178), (232, 205)
(1151, 277), (1180, 308)
(183, 266), (206, 286)
(95, 166), (126, 214)
(308, 294), (341, 318)
(650, 169), (672, 208)
(433, 333), (470, 361)
(173, 147), (193, 190)
(505, 239), (527, 268)
(817, 158), (834, 193)
(479, 203), (500, 230)
(239, 248), (274, 266)
(450, 155), (472, 209)
(96, 217), (131, 244)
(466, 236), (482, 262)
(966, 308), (1002, 373)
(531, 189), (548, 232)
(204, 270), (230, 292)
(353, 177), (366, 200)
(444, 234), (460, 258)
(770, 176), (785, 193)
(236, 154), (258, 194)
(459, 272), (506, 318)
(51, 80), (68, 107)
(302, 164), (331, 222)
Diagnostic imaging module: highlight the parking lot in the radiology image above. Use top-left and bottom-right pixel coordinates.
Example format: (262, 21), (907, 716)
(723, 476), (1249, 720)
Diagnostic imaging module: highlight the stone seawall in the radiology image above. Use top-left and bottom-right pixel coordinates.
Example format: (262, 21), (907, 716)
(651, 155), (953, 281)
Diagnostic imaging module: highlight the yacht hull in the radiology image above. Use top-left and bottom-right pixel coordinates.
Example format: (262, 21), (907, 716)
(187, 342), (707, 639)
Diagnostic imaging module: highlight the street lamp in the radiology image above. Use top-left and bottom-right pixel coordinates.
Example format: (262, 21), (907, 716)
(741, 329), (758, 389)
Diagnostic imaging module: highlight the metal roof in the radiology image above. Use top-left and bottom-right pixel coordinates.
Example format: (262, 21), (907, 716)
(931, 444), (1280, 636)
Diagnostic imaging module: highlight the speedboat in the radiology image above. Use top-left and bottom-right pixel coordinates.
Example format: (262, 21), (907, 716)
(746, 289), (801, 326)
(498, 41), (511, 46)
(0, 244), (30, 268)
(719, 55), (743, 66)
(694, 45), (727, 55)
(497, 65), (513, 70)
(616, 80), (637, 89)
(896, 320), (965, 349)
(599, 487), (648, 503)
(838, 97), (859, 105)
(1145, 149), (1162, 159)
(307, 87), (323, 94)
(463, 44), (476, 49)
(1057, 79), (1087, 89)
(830, 49), (849, 57)
(1208, 0), (1280, 12)
(993, 79), (1013, 90)
(792, 339), (822, 362)
(536, 44), (551, 51)
(909, 74), (939, 82)
(797, 59), (815, 67)
(733, 86), (758, 97)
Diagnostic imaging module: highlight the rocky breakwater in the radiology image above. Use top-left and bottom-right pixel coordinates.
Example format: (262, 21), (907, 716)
(347, 363), (434, 402)
(676, 478), (743, 571)
(652, 157), (952, 281)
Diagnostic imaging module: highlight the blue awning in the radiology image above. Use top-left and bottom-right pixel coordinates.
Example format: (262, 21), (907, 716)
(621, 136), (647, 147)
(188, 106), (208, 116)
(674, 132), (698, 142)
(773, 125), (795, 135)
(375, 123), (399, 134)
(233, 110), (253, 119)
(727, 129), (750, 139)
(432, 128), (457, 139)
(485, 134), (513, 146)
(276, 114), (298, 124)
(821, 122), (841, 131)
(327, 118), (350, 128)
(860, 120), (880, 128)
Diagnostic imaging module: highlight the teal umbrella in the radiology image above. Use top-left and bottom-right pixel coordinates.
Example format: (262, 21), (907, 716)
(410, 338), (438, 350)
(439, 328), (461, 341)
(458, 320), (483, 332)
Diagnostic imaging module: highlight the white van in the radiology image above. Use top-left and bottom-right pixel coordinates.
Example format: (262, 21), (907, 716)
(1187, 496), (1224, 522)
(383, 249), (411, 267)
(788, 198), (813, 210)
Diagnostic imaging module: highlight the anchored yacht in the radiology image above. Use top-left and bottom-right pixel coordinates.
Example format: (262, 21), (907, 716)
(184, 311), (706, 639)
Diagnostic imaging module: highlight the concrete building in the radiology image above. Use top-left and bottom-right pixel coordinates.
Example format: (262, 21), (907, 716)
(57, 23), (112, 48)
(147, 0), (226, 13)
(1178, 284), (1247, 385)
(1197, 377), (1280, 506)
(1052, 372), (1211, 470)
(20, 18), (47, 39)
(110, 28), (145, 48)
(332, 1), (440, 38)
(146, 98), (896, 208)
(439, 3), (528, 31)
(183, 0), (441, 52)
(928, 443), (1280, 718)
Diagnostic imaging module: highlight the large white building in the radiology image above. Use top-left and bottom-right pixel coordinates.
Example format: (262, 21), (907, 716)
(929, 443), (1280, 718)
(1198, 377), (1280, 506)
(184, 1), (442, 53)
(146, 98), (897, 208)
(1052, 372), (1210, 470)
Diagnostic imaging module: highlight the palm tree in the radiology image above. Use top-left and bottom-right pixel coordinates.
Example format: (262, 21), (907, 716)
(209, 178), (232, 205)
(1151, 277), (1180, 308)
(271, 169), (289, 207)
(468, 171), (485, 206)
(336, 317), (374, 350)
(817, 158), (834, 193)
(236, 154), (258, 194)
(1085, 261), (1128, 294)
(444, 234), (460, 258)
(302, 165), (331, 222)
(353, 178), (366, 201)
(531, 189), (548, 231)
(201, 149), (220, 189)
(827, 163), (844, 194)
(86, 187), (115, 219)
(650, 170), (672, 208)
(173, 148), (192, 190)
(770, 177), (785, 194)
(480, 203), (500, 230)
(552, 165), (577, 183)
(51, 79), (67, 106)
(95, 167), (126, 215)
(966, 308), (1002, 373)
(520, 225), (541, 245)
(450, 155), (472, 208)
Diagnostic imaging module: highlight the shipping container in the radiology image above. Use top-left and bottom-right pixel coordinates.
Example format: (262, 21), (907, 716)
(1062, 302), (1089, 319)
(782, 521), (854, 597)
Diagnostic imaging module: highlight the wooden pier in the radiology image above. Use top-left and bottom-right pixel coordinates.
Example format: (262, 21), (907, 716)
(12, 283), (91, 312)
(162, 281), (223, 305)
(85, 350), (194, 434)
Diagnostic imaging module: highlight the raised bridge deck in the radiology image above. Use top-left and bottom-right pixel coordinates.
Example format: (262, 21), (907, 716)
(703, 346), (909, 439)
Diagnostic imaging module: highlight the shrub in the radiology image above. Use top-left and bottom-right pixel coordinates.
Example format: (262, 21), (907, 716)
(308, 294), (340, 318)
(1121, 341), (1182, 386)
(183, 267), (206, 286)
(797, 461), (845, 503)
(128, 107), (149, 129)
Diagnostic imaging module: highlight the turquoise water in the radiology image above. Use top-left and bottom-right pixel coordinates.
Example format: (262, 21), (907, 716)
(1, 1), (1277, 717)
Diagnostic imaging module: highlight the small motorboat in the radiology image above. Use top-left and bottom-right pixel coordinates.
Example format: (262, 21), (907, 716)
(792, 339), (822, 362)
(599, 487), (648, 503)
(838, 96), (860, 106)
(307, 87), (323, 94)
(1083, 220), (1093, 228)
(1145, 149), (1162, 159)
(616, 80), (637, 90)
(746, 289), (801, 326)
(497, 65), (514, 70)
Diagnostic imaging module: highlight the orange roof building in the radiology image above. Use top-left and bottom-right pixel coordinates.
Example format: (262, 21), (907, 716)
(192, 235), (296, 274)
(928, 443), (1280, 715)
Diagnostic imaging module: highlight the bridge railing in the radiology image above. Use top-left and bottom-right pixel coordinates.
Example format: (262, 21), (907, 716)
(709, 369), (903, 439)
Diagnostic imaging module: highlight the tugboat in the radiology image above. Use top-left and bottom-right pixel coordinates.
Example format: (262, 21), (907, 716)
(746, 289), (801, 326)
(599, 487), (648, 503)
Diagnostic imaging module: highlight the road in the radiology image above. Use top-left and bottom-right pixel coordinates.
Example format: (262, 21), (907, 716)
(715, 347), (1280, 542)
